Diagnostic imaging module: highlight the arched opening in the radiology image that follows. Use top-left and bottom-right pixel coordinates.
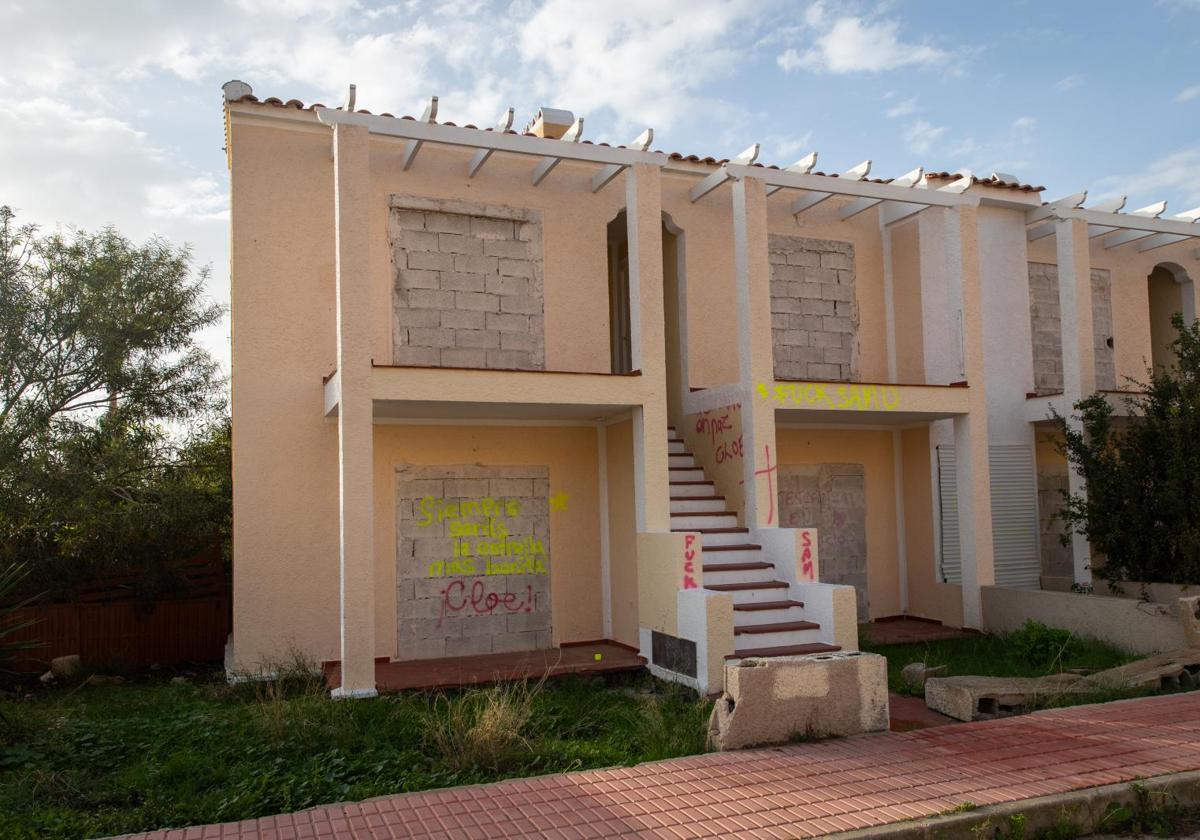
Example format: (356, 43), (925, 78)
(1148, 262), (1193, 371)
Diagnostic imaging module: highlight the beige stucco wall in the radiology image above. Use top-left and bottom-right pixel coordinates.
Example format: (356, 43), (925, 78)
(605, 418), (639, 647)
(890, 218), (925, 382)
(774, 427), (901, 619)
(900, 425), (964, 626)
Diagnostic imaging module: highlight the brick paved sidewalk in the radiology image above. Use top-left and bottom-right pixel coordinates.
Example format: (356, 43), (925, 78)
(119, 693), (1200, 839)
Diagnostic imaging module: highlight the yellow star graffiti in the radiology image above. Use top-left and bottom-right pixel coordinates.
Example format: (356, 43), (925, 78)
(549, 492), (569, 512)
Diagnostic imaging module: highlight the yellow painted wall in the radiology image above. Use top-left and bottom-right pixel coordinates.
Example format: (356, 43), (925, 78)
(775, 428), (901, 619)
(900, 426), (964, 627)
(605, 419), (639, 647)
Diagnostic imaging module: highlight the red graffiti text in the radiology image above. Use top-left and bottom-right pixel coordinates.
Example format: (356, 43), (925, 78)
(683, 533), (698, 590)
(801, 530), (815, 581)
(440, 579), (533, 624)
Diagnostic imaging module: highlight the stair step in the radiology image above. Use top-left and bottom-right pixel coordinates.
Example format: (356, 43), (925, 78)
(703, 561), (773, 572)
(669, 497), (727, 514)
(668, 454), (696, 468)
(702, 543), (761, 552)
(734, 620), (820, 635)
(670, 512), (738, 530)
(727, 643), (842, 660)
(705, 580), (788, 592)
(668, 440), (687, 454)
(669, 468), (705, 481)
(673, 527), (750, 547)
(733, 600), (805, 611)
(668, 481), (717, 498)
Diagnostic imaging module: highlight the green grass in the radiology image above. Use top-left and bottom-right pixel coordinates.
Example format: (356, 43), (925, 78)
(860, 627), (1138, 698)
(0, 667), (712, 839)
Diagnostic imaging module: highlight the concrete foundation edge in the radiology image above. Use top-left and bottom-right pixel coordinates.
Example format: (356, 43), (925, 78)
(828, 769), (1200, 839)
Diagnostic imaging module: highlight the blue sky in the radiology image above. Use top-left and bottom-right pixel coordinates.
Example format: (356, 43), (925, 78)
(1, 0), (1197, 370)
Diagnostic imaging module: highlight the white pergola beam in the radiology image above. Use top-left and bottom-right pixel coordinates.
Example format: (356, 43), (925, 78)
(401, 96), (439, 171)
(1088, 195), (1126, 213)
(765, 151), (817, 196)
(839, 196), (882, 220)
(531, 116), (584, 186)
(1104, 228), (1158, 249)
(690, 165), (733, 202)
(1025, 190), (1087, 225)
(1027, 220), (1057, 241)
(466, 107), (514, 178)
(590, 128), (654, 193)
(839, 166), (921, 220)
(879, 200), (927, 226)
(791, 191), (832, 215)
(314, 108), (664, 170)
(1087, 224), (1117, 239)
(1136, 233), (1191, 252)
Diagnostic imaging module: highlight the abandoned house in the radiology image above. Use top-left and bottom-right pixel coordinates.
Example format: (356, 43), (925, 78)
(222, 80), (1200, 696)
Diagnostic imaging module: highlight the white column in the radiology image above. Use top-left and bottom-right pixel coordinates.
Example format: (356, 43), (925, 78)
(950, 204), (996, 628)
(731, 176), (778, 529)
(1055, 217), (1095, 585)
(626, 164), (670, 532)
(331, 123), (377, 698)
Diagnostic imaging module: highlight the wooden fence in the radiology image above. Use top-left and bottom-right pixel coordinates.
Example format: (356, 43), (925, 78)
(4, 548), (230, 672)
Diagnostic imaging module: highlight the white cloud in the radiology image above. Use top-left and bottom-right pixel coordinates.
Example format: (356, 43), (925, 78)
(1090, 146), (1200, 209)
(1010, 116), (1036, 144)
(902, 120), (947, 155)
(1177, 85), (1200, 102)
(886, 97), (918, 119)
(782, 16), (950, 74)
(1054, 74), (1084, 92)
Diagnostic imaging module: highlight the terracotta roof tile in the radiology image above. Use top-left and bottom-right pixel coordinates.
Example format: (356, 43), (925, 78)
(226, 94), (1043, 192)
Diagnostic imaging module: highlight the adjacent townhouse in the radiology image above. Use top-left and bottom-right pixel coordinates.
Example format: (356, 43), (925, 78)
(222, 80), (1200, 696)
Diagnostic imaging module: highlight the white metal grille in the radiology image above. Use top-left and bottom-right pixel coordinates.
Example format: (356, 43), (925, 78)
(988, 444), (1041, 588)
(936, 445), (961, 584)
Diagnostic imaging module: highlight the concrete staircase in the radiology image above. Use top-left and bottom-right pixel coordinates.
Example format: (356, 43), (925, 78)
(667, 427), (840, 660)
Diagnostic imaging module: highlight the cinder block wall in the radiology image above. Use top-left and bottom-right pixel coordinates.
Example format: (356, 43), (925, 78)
(389, 196), (545, 370)
(768, 235), (857, 381)
(1028, 262), (1115, 395)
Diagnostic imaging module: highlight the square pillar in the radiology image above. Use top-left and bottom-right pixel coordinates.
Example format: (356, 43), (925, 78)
(951, 204), (995, 627)
(732, 176), (778, 529)
(1055, 217), (1096, 584)
(626, 164), (670, 532)
(332, 123), (377, 698)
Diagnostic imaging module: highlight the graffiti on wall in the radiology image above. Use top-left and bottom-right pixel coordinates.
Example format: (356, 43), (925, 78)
(416, 495), (548, 578)
(397, 465), (551, 658)
(693, 403), (743, 464)
(800, 529), (815, 581)
(739, 444), (779, 525)
(683, 534), (699, 590)
(757, 382), (900, 411)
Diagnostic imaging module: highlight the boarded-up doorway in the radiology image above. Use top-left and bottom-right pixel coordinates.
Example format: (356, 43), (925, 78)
(778, 464), (868, 618)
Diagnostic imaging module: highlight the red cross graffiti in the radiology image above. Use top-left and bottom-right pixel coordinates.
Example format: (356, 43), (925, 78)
(740, 444), (778, 525)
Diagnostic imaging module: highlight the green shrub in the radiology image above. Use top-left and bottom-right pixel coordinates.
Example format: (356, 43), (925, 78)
(1009, 620), (1075, 669)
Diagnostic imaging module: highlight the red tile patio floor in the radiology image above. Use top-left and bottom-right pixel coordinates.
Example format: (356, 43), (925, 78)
(324, 642), (645, 693)
(117, 692), (1200, 839)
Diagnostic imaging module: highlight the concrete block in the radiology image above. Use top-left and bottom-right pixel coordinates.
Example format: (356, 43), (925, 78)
(483, 239), (529, 259)
(925, 674), (1088, 721)
(455, 329), (500, 349)
(424, 213), (471, 235)
(406, 327), (457, 349)
(455, 291), (500, 312)
(486, 275), (528, 296)
(438, 232), (484, 255)
(454, 254), (498, 275)
(392, 346), (441, 366)
(392, 210), (426, 230)
(486, 312), (529, 333)
(407, 250), (455, 272)
(439, 271), (485, 292)
(440, 348), (487, 368)
(397, 230), (440, 251)
(708, 652), (889, 750)
(470, 216), (515, 240)
(439, 309), (485, 330)
(498, 258), (534, 278)
(394, 308), (444, 328)
(398, 268), (441, 290)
